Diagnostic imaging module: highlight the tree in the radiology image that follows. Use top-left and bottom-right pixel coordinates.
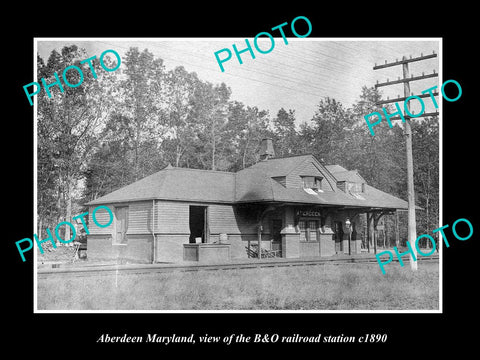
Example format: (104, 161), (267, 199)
(308, 97), (355, 165)
(37, 45), (118, 240)
(349, 86), (406, 196)
(273, 108), (298, 157)
(223, 101), (272, 171)
(412, 116), (439, 239)
(160, 66), (200, 168)
(186, 80), (231, 170)
(83, 113), (136, 202)
(119, 47), (168, 180)
(348, 86), (439, 247)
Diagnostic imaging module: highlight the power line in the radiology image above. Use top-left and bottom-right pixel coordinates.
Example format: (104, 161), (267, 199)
(94, 39), (375, 102)
(45, 40), (401, 120)
(152, 39), (372, 92)
(95, 40), (357, 103)
(292, 44), (375, 72)
(189, 46), (356, 96)
(272, 45), (374, 83)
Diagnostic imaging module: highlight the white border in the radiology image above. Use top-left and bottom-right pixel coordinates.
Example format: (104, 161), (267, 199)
(33, 37), (38, 312)
(33, 37), (442, 314)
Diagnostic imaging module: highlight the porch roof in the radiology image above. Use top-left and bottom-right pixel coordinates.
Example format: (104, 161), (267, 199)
(234, 169), (408, 209)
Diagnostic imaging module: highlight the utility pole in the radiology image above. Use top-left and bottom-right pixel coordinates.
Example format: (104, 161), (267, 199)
(373, 52), (438, 271)
(402, 57), (418, 271)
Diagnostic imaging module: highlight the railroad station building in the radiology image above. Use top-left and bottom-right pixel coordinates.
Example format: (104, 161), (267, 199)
(85, 139), (408, 264)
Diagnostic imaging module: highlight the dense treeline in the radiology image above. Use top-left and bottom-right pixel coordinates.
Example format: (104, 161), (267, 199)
(37, 45), (439, 244)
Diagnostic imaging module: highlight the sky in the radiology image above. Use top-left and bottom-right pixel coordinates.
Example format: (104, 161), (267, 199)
(36, 38), (441, 126)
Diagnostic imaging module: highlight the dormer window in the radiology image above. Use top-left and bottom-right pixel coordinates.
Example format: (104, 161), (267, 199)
(302, 176), (323, 191)
(346, 181), (366, 200)
(347, 182), (364, 193)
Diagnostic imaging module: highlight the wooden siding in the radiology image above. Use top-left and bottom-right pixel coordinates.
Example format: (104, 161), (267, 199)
(208, 203), (257, 234)
(88, 205), (114, 235)
(155, 201), (190, 234)
(89, 200), (261, 237)
(154, 201), (259, 235)
(89, 202), (154, 236)
(127, 201), (152, 234)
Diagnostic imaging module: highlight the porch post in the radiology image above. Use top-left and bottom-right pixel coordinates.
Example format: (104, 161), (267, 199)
(395, 210), (400, 248)
(255, 204), (277, 260)
(384, 215), (388, 248)
(258, 223), (262, 259)
(366, 212), (371, 253)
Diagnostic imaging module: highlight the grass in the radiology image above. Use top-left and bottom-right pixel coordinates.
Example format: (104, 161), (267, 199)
(37, 261), (439, 311)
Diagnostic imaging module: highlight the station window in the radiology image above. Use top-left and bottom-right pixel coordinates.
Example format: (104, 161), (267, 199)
(309, 220), (318, 241)
(298, 220), (319, 241)
(347, 182), (363, 193)
(302, 176), (322, 190)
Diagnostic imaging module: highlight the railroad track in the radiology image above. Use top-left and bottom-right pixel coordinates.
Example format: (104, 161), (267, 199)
(37, 254), (439, 279)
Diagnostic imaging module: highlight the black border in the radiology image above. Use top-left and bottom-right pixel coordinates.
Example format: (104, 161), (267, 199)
(6, 7), (477, 355)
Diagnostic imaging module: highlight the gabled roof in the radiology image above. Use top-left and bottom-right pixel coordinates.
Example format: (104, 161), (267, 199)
(324, 164), (348, 174)
(234, 167), (274, 203)
(242, 154), (313, 177)
(238, 154), (338, 191)
(86, 155), (408, 210)
(235, 172), (407, 209)
(331, 170), (366, 183)
(325, 165), (366, 183)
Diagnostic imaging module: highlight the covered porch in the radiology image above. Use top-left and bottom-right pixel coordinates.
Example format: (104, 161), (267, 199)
(244, 202), (404, 259)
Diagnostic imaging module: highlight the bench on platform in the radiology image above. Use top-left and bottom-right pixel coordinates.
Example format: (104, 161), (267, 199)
(245, 244), (281, 258)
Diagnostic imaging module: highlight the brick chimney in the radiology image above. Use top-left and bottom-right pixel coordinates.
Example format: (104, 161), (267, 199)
(260, 138), (275, 161)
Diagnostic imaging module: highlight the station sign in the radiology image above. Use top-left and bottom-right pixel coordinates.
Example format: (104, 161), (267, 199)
(295, 209), (322, 218)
